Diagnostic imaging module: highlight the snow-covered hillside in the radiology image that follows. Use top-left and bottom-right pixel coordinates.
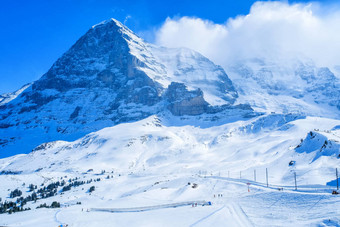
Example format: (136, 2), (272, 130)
(1, 114), (340, 226)
(1, 113), (339, 185)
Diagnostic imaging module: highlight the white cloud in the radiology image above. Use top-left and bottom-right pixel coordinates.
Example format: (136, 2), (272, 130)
(155, 1), (340, 68)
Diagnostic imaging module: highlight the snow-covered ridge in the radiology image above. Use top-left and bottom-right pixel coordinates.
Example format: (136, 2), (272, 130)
(0, 83), (31, 106)
(296, 130), (340, 161)
(91, 18), (123, 29)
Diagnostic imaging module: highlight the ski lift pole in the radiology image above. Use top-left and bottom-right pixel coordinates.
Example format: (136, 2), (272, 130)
(336, 168), (339, 191)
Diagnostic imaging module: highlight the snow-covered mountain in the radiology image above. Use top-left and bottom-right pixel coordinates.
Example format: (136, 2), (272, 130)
(0, 19), (249, 158)
(1, 18), (340, 226)
(227, 58), (340, 118)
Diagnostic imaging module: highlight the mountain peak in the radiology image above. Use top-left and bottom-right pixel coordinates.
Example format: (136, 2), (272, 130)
(91, 18), (122, 29)
(90, 18), (137, 41)
(90, 18), (131, 35)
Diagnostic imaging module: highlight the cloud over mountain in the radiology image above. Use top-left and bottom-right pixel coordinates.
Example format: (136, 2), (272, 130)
(155, 1), (340, 69)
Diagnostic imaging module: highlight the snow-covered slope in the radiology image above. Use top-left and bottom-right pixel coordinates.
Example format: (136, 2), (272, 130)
(0, 19), (243, 158)
(1, 114), (340, 226)
(1, 114), (339, 187)
(0, 83), (31, 106)
(296, 130), (340, 161)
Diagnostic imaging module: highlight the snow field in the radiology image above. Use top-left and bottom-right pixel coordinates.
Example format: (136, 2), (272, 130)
(1, 171), (339, 226)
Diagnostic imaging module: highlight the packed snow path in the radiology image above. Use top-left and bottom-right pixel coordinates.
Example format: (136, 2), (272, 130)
(189, 203), (253, 227)
(90, 201), (209, 213)
(90, 199), (253, 226)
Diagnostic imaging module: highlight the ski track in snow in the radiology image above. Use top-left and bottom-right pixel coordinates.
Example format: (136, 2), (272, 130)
(189, 205), (226, 226)
(54, 209), (62, 226)
(190, 203), (253, 227)
(226, 203), (253, 227)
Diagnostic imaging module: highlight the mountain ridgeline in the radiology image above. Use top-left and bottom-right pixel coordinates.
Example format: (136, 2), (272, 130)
(0, 19), (247, 158)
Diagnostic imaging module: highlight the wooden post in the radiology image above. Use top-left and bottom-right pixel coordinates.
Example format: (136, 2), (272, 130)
(254, 170), (256, 182)
(266, 168), (269, 187)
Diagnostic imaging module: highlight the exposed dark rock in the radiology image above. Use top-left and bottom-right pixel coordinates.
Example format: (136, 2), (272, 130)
(166, 82), (209, 116)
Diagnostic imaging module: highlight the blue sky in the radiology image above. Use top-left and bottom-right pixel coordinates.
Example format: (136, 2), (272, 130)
(0, 0), (338, 93)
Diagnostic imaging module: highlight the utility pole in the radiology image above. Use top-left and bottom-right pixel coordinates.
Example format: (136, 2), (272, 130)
(294, 172), (297, 190)
(254, 170), (256, 182)
(336, 168), (339, 191)
(266, 168), (269, 187)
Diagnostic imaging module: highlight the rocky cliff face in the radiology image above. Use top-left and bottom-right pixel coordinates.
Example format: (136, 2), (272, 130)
(0, 19), (244, 158)
(166, 82), (209, 116)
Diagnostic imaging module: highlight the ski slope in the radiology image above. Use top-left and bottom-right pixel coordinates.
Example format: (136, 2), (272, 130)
(0, 114), (340, 226)
(0, 172), (339, 227)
